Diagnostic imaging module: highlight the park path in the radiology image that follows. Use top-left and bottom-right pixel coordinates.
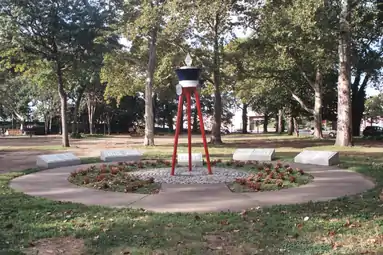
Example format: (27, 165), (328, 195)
(10, 162), (375, 213)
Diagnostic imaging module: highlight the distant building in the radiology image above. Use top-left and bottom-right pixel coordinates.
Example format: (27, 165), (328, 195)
(231, 106), (264, 133)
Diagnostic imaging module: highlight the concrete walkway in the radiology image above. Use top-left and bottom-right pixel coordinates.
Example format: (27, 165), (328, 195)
(9, 162), (375, 213)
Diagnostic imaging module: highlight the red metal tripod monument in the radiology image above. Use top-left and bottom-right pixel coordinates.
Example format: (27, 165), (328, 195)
(171, 54), (212, 176)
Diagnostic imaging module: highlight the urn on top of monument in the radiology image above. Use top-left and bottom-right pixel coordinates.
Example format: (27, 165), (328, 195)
(175, 53), (201, 88)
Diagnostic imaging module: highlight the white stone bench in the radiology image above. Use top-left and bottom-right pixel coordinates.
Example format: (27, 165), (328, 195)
(36, 153), (81, 169)
(100, 149), (142, 162)
(233, 148), (276, 161)
(177, 153), (203, 166)
(294, 150), (340, 166)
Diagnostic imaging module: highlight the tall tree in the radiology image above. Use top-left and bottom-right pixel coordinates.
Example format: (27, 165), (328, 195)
(121, 0), (189, 145)
(364, 94), (383, 124)
(350, 0), (382, 136)
(187, 0), (253, 144)
(335, 0), (353, 146)
(251, 0), (338, 139)
(0, 0), (121, 147)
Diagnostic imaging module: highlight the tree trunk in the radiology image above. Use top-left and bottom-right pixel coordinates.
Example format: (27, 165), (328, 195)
(293, 117), (299, 137)
(72, 89), (84, 134)
(242, 103), (248, 134)
(106, 115), (112, 135)
(335, 0), (353, 146)
(44, 115), (49, 135)
(179, 105), (184, 134)
(192, 108), (198, 132)
(49, 116), (52, 133)
(263, 114), (269, 133)
(167, 114), (174, 132)
(313, 70), (324, 139)
(210, 17), (223, 144)
(143, 28), (157, 146)
(87, 95), (96, 135)
(351, 73), (369, 136)
(278, 109), (283, 134)
(57, 64), (69, 147)
(288, 116), (294, 135)
(275, 114), (279, 133)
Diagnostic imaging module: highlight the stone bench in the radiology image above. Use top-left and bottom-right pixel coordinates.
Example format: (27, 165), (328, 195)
(100, 149), (142, 162)
(294, 150), (340, 166)
(36, 153), (81, 169)
(177, 153), (203, 166)
(233, 148), (276, 161)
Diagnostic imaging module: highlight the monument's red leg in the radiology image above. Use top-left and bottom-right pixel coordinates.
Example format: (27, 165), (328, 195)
(186, 89), (192, 171)
(194, 89), (212, 174)
(171, 93), (184, 176)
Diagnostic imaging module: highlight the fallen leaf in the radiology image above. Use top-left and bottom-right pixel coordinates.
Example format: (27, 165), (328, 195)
(328, 231), (336, 237)
(332, 241), (342, 250)
(233, 229), (240, 233)
(220, 220), (229, 225)
(303, 216), (309, 221)
(343, 220), (351, 227)
(296, 223), (303, 229)
(240, 210), (247, 216)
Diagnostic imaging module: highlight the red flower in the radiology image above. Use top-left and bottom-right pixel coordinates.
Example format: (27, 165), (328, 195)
(110, 167), (119, 175)
(83, 177), (90, 184)
(289, 176), (296, 183)
(277, 173), (285, 180)
(235, 178), (247, 185)
(96, 174), (106, 182)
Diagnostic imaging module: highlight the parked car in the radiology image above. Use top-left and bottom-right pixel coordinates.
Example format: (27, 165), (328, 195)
(362, 126), (383, 137)
(310, 127), (336, 138)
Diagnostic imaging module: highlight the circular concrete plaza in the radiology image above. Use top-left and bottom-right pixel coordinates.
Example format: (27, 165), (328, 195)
(10, 162), (375, 213)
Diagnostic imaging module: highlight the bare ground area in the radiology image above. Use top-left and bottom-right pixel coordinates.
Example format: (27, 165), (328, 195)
(23, 237), (85, 255)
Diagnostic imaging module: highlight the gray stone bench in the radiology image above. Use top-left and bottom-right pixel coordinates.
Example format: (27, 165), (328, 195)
(100, 149), (142, 162)
(233, 148), (276, 161)
(294, 150), (340, 166)
(177, 153), (203, 166)
(36, 153), (81, 169)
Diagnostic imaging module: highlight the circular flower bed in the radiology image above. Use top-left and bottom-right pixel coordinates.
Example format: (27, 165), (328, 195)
(68, 161), (167, 194)
(225, 161), (313, 192)
(68, 160), (313, 194)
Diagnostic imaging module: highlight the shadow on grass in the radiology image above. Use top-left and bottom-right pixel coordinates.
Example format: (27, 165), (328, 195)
(1, 151), (383, 254)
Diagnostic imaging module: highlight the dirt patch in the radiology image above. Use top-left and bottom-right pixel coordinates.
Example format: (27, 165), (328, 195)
(203, 233), (258, 254)
(23, 236), (85, 255)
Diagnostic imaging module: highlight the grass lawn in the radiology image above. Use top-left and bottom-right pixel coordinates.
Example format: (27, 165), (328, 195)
(0, 137), (383, 254)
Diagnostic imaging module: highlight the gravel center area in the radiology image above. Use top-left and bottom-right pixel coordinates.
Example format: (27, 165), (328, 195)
(129, 167), (250, 184)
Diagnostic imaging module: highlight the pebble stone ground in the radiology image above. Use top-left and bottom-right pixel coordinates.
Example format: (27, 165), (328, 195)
(129, 167), (250, 184)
